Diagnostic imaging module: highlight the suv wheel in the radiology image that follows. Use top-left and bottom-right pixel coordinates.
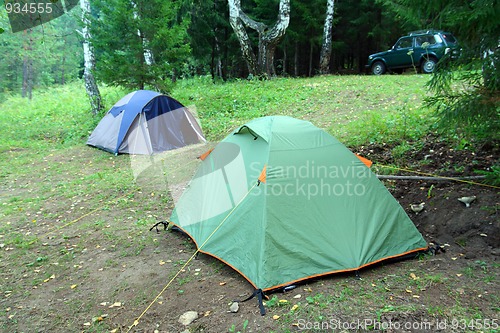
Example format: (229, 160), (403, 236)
(421, 57), (437, 74)
(371, 61), (386, 75)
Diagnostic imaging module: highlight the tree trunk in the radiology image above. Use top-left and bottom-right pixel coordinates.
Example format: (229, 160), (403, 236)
(228, 0), (290, 77)
(132, 1), (154, 66)
(308, 40), (313, 77)
(319, 0), (335, 74)
(61, 39), (66, 85)
(294, 42), (299, 76)
(228, 0), (257, 75)
(80, 0), (103, 116)
(22, 29), (33, 99)
(282, 40), (287, 75)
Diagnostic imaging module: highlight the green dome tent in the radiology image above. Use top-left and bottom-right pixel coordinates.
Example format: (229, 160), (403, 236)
(170, 116), (427, 309)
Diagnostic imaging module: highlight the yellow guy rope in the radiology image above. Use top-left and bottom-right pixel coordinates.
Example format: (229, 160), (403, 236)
(127, 182), (259, 332)
(376, 164), (500, 189)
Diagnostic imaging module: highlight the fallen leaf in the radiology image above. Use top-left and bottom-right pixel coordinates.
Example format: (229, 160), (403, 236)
(405, 289), (412, 293)
(272, 315), (280, 320)
(456, 274), (462, 277)
(70, 284), (77, 289)
(291, 304), (299, 311)
(451, 257), (458, 260)
(219, 282), (226, 286)
(109, 302), (122, 308)
(293, 294), (301, 299)
(83, 322), (91, 326)
(100, 302), (107, 306)
(159, 260), (166, 266)
(204, 311), (211, 317)
(279, 299), (288, 304)
(412, 295), (420, 298)
(410, 273), (419, 280)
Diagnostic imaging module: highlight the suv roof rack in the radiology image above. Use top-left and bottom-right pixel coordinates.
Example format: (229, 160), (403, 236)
(408, 29), (442, 36)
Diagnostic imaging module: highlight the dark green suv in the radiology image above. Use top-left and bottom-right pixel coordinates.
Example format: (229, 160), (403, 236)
(366, 30), (460, 75)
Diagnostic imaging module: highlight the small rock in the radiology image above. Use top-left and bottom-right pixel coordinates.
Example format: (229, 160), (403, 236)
(178, 311), (198, 326)
(464, 252), (477, 259)
(229, 302), (239, 313)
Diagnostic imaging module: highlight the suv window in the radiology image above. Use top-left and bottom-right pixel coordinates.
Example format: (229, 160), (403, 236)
(395, 37), (412, 49)
(415, 35), (437, 47)
(441, 33), (457, 44)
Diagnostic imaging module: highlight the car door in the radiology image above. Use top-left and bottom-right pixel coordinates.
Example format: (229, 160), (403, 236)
(384, 37), (414, 68)
(413, 35), (435, 61)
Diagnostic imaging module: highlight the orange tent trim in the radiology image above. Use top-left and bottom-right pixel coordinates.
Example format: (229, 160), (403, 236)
(258, 165), (267, 184)
(199, 148), (214, 161)
(356, 154), (373, 168)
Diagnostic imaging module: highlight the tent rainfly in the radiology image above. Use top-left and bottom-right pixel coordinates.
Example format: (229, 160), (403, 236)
(87, 90), (205, 155)
(169, 116), (428, 313)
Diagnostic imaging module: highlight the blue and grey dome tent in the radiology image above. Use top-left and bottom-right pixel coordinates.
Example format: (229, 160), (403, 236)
(87, 90), (205, 155)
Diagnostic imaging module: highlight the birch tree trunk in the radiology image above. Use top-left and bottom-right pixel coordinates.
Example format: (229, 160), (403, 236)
(132, 1), (154, 66)
(228, 0), (290, 77)
(80, 0), (102, 116)
(228, 0), (257, 75)
(319, 0), (335, 74)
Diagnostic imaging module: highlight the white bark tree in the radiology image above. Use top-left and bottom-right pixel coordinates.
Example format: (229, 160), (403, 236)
(228, 0), (290, 77)
(79, 0), (102, 115)
(319, 0), (335, 74)
(132, 1), (154, 66)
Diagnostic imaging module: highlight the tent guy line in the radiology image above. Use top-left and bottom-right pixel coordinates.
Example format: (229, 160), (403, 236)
(127, 182), (259, 332)
(376, 164), (499, 189)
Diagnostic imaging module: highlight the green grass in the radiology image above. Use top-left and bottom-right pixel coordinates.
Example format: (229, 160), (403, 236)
(0, 75), (432, 155)
(172, 75), (433, 145)
(0, 83), (127, 152)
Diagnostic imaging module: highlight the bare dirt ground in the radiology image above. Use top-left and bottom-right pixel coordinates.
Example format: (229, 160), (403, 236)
(0, 139), (498, 333)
